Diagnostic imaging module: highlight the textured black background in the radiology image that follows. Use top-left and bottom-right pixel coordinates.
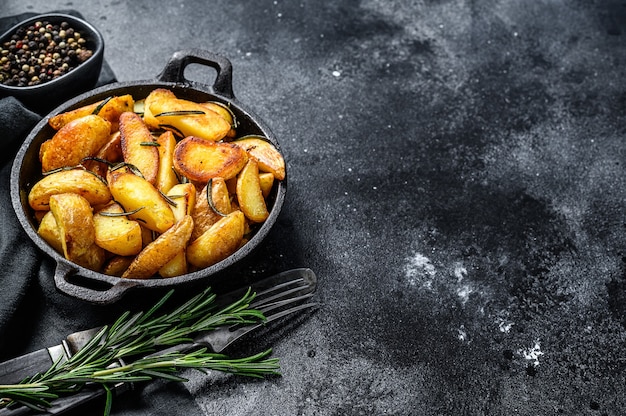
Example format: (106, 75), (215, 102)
(1, 1), (625, 415)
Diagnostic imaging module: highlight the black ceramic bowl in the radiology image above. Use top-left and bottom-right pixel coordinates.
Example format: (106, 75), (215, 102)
(11, 50), (286, 304)
(0, 13), (104, 114)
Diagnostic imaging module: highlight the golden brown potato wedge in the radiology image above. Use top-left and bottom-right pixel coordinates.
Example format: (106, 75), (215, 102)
(93, 202), (143, 256)
(187, 210), (245, 269)
(199, 101), (237, 139)
(73, 244), (106, 271)
(159, 184), (195, 278)
(28, 168), (111, 211)
(258, 172), (275, 198)
(234, 136), (285, 180)
(145, 88), (231, 141)
(119, 112), (159, 184)
(155, 131), (179, 194)
(173, 136), (248, 183)
(167, 182), (197, 219)
(103, 256), (134, 277)
(48, 95), (134, 131)
(107, 168), (175, 233)
(82, 131), (123, 178)
(37, 211), (63, 253)
(49, 193), (96, 263)
(40, 115), (112, 172)
(122, 215), (194, 279)
(158, 251), (188, 278)
(236, 158), (269, 223)
(190, 179), (232, 241)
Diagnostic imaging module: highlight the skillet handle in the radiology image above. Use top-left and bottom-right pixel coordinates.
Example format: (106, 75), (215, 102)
(54, 262), (138, 305)
(156, 49), (235, 99)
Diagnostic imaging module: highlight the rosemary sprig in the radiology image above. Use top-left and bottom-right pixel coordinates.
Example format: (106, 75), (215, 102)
(0, 288), (279, 414)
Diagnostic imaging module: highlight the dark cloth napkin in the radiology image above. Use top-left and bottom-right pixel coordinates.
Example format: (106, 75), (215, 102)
(0, 11), (204, 416)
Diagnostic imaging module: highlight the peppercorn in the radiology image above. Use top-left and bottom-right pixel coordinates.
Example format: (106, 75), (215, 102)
(0, 20), (94, 87)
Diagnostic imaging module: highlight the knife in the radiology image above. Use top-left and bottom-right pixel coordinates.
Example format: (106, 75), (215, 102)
(0, 268), (317, 415)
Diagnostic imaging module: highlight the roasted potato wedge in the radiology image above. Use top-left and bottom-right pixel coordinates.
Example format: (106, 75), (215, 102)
(82, 131), (123, 178)
(49, 193), (96, 263)
(234, 136), (285, 180)
(73, 244), (106, 272)
(199, 101), (237, 138)
(191, 179), (232, 241)
(103, 256), (134, 277)
(155, 131), (179, 194)
(107, 168), (175, 233)
(122, 215), (194, 279)
(93, 202), (143, 256)
(173, 136), (248, 183)
(158, 183), (196, 278)
(145, 88), (231, 141)
(48, 95), (135, 131)
(258, 172), (275, 198)
(37, 211), (63, 253)
(236, 158), (269, 223)
(40, 115), (112, 172)
(119, 112), (159, 184)
(187, 210), (245, 269)
(28, 168), (111, 211)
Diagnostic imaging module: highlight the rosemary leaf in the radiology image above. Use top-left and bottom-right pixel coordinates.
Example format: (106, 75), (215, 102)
(0, 287), (279, 414)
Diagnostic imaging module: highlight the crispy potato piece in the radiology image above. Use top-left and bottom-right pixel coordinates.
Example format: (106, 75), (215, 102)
(145, 88), (231, 141)
(107, 168), (175, 233)
(28, 168), (111, 211)
(93, 202), (143, 256)
(173, 136), (248, 183)
(191, 179), (232, 241)
(38, 211), (63, 253)
(119, 112), (159, 184)
(49, 193), (96, 263)
(167, 183), (197, 219)
(155, 131), (179, 193)
(103, 256), (134, 277)
(236, 158), (269, 223)
(82, 131), (123, 178)
(122, 215), (194, 279)
(159, 183), (196, 278)
(48, 95), (135, 131)
(258, 172), (275, 198)
(40, 115), (112, 172)
(73, 244), (106, 271)
(234, 136), (285, 180)
(199, 101), (237, 138)
(141, 225), (155, 247)
(187, 210), (245, 269)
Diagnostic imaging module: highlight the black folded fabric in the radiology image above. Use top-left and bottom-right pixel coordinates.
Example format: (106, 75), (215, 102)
(0, 11), (203, 416)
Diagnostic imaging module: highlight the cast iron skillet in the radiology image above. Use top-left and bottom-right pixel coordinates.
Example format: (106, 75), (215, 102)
(10, 49), (286, 305)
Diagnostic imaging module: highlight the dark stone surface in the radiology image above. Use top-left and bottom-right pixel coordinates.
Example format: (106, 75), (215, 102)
(1, 1), (625, 415)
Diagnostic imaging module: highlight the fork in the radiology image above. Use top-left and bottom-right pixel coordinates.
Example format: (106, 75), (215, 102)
(0, 268), (318, 415)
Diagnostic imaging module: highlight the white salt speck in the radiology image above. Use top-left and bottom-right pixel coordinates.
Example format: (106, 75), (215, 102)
(277, 13), (282, 18)
(245, 52), (252, 57)
(498, 320), (514, 333)
(457, 325), (468, 342)
(456, 285), (472, 305)
(373, 186), (377, 190)
(303, 148), (308, 153)
(520, 340), (544, 367)
(348, 168), (352, 172)
(404, 252), (436, 288)
(454, 265), (467, 282)
(332, 70), (341, 77)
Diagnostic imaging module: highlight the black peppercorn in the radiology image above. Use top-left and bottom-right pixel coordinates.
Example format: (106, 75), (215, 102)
(0, 19), (94, 87)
